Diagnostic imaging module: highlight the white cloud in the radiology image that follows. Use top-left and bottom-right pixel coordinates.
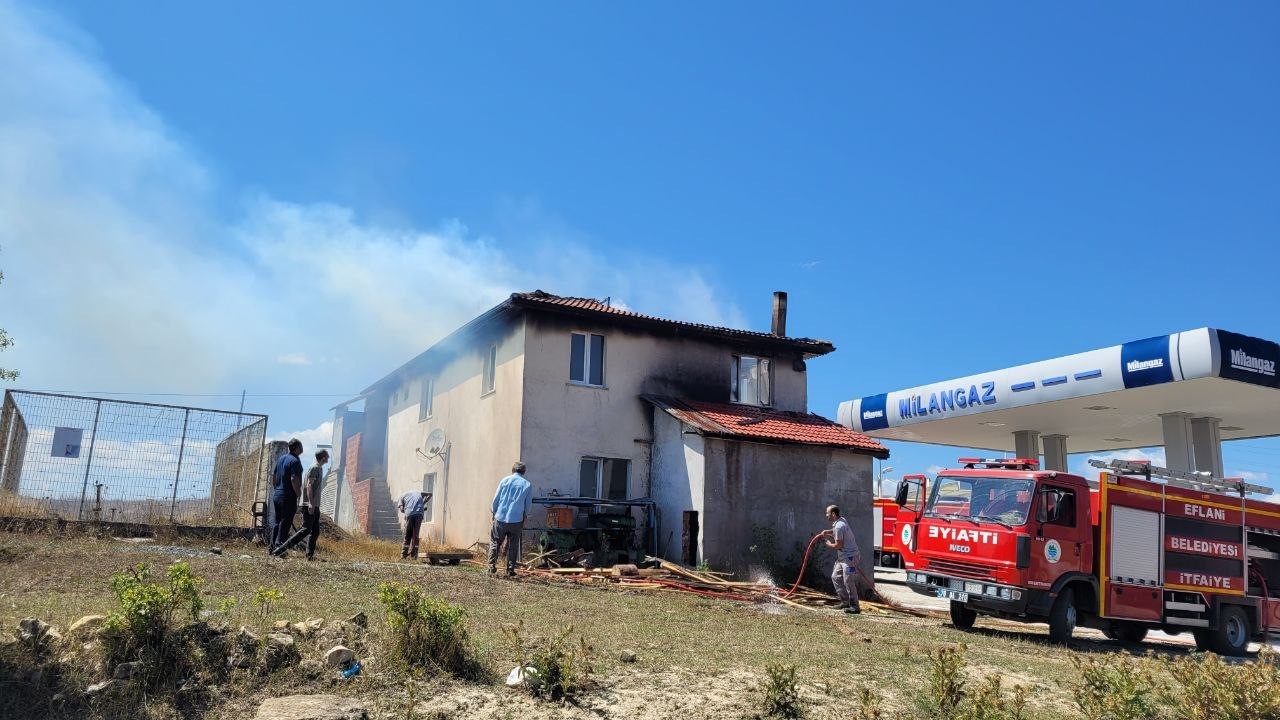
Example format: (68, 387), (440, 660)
(273, 421), (334, 455)
(0, 0), (743, 433)
(1232, 469), (1269, 482)
(926, 464), (945, 475)
(1069, 448), (1167, 482)
(276, 353), (312, 366)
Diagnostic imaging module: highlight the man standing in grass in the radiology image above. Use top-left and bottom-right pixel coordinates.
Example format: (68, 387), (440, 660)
(488, 461), (532, 577)
(398, 490), (431, 559)
(273, 449), (329, 560)
(269, 438), (304, 555)
(823, 504), (862, 614)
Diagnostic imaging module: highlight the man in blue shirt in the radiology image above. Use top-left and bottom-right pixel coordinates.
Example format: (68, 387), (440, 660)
(269, 438), (304, 555)
(398, 490), (432, 559)
(488, 461), (532, 576)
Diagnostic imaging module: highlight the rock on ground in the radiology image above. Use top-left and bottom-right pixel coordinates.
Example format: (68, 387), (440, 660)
(324, 645), (355, 668)
(264, 632), (299, 669)
(68, 615), (107, 637)
(85, 679), (120, 697)
(17, 614), (58, 640)
(254, 695), (368, 720)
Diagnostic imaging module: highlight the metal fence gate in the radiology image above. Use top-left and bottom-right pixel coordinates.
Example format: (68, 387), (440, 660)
(0, 390), (268, 526)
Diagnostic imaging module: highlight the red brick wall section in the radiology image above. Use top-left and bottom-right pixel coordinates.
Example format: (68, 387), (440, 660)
(344, 433), (362, 487)
(351, 477), (372, 535)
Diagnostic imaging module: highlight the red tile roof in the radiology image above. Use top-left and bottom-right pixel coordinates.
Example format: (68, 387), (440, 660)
(644, 395), (890, 457)
(510, 290), (835, 357)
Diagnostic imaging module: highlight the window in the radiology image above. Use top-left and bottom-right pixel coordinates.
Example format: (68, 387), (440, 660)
(925, 476), (1035, 526)
(418, 377), (434, 422)
(1042, 488), (1076, 527)
(482, 345), (497, 395)
(569, 332), (605, 386)
(578, 457), (630, 500)
(731, 356), (772, 406)
(422, 472), (436, 522)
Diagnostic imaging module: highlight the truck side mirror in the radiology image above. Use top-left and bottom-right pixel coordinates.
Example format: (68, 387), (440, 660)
(894, 482), (910, 507)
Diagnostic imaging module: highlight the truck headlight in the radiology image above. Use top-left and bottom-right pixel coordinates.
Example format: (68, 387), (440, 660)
(1011, 590), (1022, 600)
(1000, 587), (1012, 599)
(965, 581), (983, 594)
(984, 585), (998, 597)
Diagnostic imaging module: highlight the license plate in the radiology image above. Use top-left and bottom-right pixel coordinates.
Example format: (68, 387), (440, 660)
(935, 589), (968, 602)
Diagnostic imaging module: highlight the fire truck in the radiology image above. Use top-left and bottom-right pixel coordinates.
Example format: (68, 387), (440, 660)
(874, 474), (927, 568)
(897, 457), (1277, 655)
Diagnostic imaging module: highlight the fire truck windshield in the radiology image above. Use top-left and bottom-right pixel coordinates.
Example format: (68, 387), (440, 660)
(924, 476), (1035, 526)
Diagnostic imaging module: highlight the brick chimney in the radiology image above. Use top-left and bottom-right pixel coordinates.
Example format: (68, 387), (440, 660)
(771, 291), (788, 336)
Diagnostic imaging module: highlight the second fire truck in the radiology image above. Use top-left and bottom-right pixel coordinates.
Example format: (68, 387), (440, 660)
(896, 457), (1278, 655)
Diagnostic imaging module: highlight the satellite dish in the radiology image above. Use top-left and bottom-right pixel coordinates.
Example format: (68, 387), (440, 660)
(423, 428), (448, 458)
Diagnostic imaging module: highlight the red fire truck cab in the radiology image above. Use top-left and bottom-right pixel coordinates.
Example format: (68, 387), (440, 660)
(899, 457), (1279, 655)
(874, 474), (927, 568)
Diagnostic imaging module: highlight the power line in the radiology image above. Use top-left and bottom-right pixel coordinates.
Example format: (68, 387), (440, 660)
(45, 391), (359, 398)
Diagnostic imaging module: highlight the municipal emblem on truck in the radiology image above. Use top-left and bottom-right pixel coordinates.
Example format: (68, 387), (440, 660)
(1044, 539), (1062, 564)
(900, 524), (913, 549)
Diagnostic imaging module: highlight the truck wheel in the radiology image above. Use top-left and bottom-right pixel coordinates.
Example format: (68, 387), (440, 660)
(1193, 630), (1212, 652)
(1209, 605), (1251, 657)
(1112, 622), (1148, 644)
(1047, 588), (1077, 644)
(949, 600), (976, 630)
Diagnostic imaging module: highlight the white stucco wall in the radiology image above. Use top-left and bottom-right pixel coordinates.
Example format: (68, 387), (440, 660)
(384, 319), (526, 548)
(518, 312), (810, 500)
(650, 410), (706, 561)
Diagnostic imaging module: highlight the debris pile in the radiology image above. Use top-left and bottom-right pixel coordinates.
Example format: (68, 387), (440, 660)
(504, 559), (920, 616)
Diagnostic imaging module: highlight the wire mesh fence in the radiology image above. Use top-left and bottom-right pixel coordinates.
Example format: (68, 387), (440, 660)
(0, 390), (268, 526)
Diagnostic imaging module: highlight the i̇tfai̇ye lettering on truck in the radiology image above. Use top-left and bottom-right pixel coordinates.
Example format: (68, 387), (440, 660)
(895, 457), (1278, 656)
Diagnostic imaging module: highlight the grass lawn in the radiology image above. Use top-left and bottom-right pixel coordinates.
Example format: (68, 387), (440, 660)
(0, 528), (1195, 719)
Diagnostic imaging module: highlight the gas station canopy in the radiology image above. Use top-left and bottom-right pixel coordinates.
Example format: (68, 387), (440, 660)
(837, 328), (1280, 455)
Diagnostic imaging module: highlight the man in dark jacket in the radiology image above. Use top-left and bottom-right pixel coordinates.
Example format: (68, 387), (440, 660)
(273, 449), (329, 560)
(269, 438), (304, 554)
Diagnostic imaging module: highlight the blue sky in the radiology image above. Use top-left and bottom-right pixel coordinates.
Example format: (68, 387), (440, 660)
(1, 1), (1277, 486)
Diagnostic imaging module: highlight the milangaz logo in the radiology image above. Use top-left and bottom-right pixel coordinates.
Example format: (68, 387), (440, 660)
(1126, 358), (1164, 373)
(1230, 348), (1277, 377)
(862, 409), (884, 420)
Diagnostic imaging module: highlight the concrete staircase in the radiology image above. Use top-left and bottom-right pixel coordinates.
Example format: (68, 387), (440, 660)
(366, 475), (402, 541)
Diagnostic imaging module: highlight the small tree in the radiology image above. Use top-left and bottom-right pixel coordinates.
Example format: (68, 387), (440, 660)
(0, 261), (16, 382)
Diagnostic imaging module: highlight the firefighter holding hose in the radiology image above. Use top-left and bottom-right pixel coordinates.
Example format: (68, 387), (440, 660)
(822, 504), (862, 614)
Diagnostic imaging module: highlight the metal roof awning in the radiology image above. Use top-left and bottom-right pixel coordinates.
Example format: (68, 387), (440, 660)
(837, 328), (1280, 454)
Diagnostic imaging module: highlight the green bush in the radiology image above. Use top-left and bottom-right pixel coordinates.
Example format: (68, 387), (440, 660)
(251, 586), (284, 624)
(102, 561), (204, 674)
(1160, 651), (1280, 720)
(504, 621), (594, 703)
(856, 687), (882, 720)
(924, 646), (967, 719)
(759, 663), (805, 719)
(920, 645), (1028, 720)
(1066, 654), (1160, 720)
(378, 581), (479, 677)
(958, 675), (1028, 720)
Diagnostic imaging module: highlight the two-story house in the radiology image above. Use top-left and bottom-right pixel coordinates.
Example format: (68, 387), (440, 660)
(327, 290), (888, 580)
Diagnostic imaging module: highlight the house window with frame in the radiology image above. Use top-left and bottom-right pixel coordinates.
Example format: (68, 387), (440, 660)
(418, 377), (434, 422)
(578, 457), (630, 500)
(422, 472), (436, 522)
(482, 345), (497, 395)
(731, 355), (772, 406)
(569, 332), (605, 386)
